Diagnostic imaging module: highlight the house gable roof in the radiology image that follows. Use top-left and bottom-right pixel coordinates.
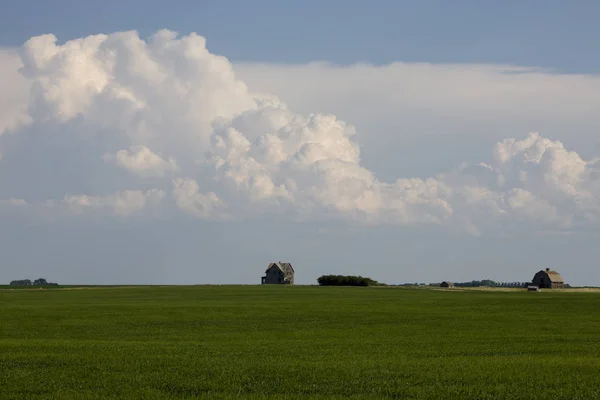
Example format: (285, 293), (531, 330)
(266, 262), (294, 275)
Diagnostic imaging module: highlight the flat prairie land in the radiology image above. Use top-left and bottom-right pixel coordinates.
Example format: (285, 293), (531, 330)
(2, 285), (600, 399)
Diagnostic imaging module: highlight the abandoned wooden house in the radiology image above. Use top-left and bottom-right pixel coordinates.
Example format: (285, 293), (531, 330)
(440, 281), (454, 288)
(261, 262), (295, 285)
(531, 268), (565, 289)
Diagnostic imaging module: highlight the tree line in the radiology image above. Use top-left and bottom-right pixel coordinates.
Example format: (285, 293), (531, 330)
(435, 280), (570, 288)
(452, 280), (528, 288)
(317, 275), (381, 287)
(10, 278), (59, 287)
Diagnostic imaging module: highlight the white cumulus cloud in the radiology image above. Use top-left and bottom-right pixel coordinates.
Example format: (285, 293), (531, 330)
(0, 49), (31, 135)
(103, 145), (178, 177)
(55, 188), (166, 217)
(2, 189), (165, 219)
(0, 30), (599, 236)
(172, 178), (223, 219)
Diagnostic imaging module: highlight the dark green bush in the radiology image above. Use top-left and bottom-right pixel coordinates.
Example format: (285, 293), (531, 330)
(317, 275), (380, 287)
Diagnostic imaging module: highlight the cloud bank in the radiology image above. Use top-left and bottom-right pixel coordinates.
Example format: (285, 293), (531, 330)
(1, 29), (599, 236)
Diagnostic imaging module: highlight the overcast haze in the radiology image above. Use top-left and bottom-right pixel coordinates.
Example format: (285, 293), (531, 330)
(1, 1), (600, 286)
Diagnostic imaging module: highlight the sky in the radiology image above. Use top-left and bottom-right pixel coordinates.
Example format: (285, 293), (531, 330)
(1, 1), (600, 286)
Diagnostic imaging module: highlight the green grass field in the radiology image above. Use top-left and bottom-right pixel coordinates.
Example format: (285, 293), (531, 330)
(2, 285), (600, 399)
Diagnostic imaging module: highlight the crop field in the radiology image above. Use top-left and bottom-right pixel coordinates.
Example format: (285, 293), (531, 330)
(2, 285), (600, 399)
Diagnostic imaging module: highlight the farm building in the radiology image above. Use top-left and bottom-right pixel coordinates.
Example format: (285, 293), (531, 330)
(261, 262), (295, 285)
(531, 268), (565, 289)
(440, 281), (454, 288)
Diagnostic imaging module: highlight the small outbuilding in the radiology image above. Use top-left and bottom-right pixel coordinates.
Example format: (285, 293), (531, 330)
(531, 268), (565, 289)
(440, 281), (454, 288)
(261, 262), (295, 285)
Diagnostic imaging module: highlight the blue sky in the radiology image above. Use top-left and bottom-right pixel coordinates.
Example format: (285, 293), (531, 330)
(2, 0), (600, 72)
(1, 2), (600, 286)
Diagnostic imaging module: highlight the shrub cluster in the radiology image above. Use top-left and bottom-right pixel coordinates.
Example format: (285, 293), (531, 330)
(317, 275), (380, 287)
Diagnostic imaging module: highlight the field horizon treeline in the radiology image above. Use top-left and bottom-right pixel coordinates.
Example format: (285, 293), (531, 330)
(8, 277), (571, 288)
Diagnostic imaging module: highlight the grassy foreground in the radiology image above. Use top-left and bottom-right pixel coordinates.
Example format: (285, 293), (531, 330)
(1, 286), (600, 399)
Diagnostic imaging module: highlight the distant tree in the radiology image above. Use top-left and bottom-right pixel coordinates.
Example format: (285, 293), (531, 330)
(317, 275), (381, 287)
(33, 278), (48, 286)
(9, 279), (32, 286)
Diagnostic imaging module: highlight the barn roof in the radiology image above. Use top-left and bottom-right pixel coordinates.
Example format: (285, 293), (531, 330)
(266, 262), (294, 275)
(546, 271), (564, 283)
(538, 269), (564, 283)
